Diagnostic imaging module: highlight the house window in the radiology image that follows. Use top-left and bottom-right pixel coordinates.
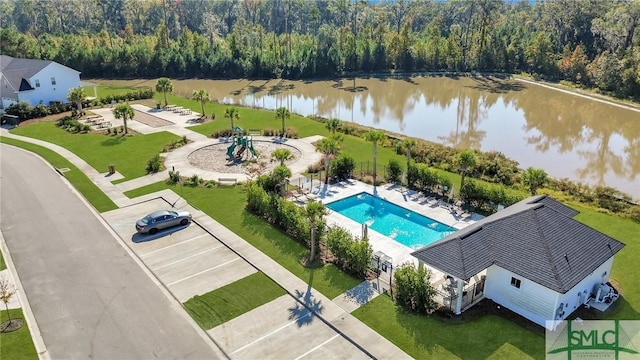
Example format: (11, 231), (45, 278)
(35, 79), (40, 87)
(510, 277), (521, 289)
(51, 77), (56, 85)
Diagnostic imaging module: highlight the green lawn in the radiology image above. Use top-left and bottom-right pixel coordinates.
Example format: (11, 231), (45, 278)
(125, 182), (361, 299)
(353, 295), (544, 360)
(184, 272), (285, 330)
(0, 137), (117, 212)
(9, 122), (180, 181)
(0, 309), (38, 360)
(0, 250), (6, 271)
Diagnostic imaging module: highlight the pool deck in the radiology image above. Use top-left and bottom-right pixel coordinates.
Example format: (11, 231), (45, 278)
(296, 180), (485, 281)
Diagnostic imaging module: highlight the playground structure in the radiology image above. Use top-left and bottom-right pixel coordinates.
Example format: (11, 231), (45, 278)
(226, 127), (258, 161)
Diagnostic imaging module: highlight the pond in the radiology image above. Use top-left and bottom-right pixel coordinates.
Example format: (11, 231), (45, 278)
(101, 76), (640, 200)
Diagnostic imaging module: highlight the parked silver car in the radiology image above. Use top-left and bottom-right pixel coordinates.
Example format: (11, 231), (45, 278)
(135, 210), (192, 234)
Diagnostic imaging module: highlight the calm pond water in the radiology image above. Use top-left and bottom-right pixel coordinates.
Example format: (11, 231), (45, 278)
(103, 76), (640, 199)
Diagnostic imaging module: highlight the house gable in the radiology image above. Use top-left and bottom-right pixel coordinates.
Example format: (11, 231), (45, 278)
(412, 195), (625, 293)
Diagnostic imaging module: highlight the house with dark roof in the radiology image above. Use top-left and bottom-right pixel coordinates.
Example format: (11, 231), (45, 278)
(412, 195), (625, 329)
(1, 55), (80, 109)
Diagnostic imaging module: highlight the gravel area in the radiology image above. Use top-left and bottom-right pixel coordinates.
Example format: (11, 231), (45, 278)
(187, 141), (302, 174)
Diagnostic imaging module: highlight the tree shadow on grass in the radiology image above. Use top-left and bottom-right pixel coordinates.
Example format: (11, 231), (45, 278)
(101, 136), (128, 146)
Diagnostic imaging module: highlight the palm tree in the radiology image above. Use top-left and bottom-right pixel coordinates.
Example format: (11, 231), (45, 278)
(305, 200), (328, 263)
(275, 107), (290, 137)
(192, 89), (209, 117)
(401, 138), (417, 170)
(271, 148), (293, 166)
(455, 150), (477, 190)
(364, 130), (386, 186)
(316, 137), (340, 183)
(155, 77), (173, 107)
(224, 107), (240, 129)
(113, 103), (135, 134)
(325, 118), (341, 134)
(271, 165), (292, 197)
(66, 87), (85, 117)
(522, 167), (548, 195)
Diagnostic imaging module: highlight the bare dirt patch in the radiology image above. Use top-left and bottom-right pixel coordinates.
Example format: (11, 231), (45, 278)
(187, 141), (302, 174)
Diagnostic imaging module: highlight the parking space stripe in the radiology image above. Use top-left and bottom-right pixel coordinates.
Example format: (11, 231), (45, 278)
(293, 334), (340, 360)
(166, 258), (241, 286)
(140, 234), (210, 257)
(152, 245), (223, 271)
(230, 312), (313, 355)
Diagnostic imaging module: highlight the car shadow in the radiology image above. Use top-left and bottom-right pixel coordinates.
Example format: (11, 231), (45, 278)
(131, 224), (191, 243)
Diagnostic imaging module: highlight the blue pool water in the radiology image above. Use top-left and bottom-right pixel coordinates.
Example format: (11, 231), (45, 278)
(326, 192), (456, 249)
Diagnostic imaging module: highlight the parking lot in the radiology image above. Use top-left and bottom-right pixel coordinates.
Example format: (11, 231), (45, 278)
(102, 198), (257, 302)
(101, 196), (373, 359)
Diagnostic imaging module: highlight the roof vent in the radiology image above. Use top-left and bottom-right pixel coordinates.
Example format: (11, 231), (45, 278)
(564, 253), (569, 262)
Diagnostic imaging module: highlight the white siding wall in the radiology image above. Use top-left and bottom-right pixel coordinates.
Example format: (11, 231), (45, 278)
(19, 63), (80, 106)
(484, 265), (558, 328)
(556, 257), (615, 317)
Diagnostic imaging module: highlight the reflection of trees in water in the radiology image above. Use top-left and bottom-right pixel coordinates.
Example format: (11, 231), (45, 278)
(206, 77), (639, 193)
(518, 85), (639, 186)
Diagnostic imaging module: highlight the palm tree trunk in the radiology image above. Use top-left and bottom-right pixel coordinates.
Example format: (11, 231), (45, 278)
(310, 225), (316, 262)
(163, 92), (168, 106)
(324, 154), (330, 183)
(124, 116), (128, 134)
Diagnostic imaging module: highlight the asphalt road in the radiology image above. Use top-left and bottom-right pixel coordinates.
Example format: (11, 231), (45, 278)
(0, 144), (222, 359)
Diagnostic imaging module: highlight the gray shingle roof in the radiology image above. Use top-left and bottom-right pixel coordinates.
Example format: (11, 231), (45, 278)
(411, 195), (625, 293)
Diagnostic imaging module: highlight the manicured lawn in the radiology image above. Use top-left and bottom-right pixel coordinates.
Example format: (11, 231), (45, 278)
(0, 250), (6, 271)
(10, 122), (180, 181)
(572, 204), (640, 321)
(0, 309), (38, 360)
(183, 272), (285, 330)
(353, 295), (544, 360)
(125, 183), (361, 299)
(0, 137), (117, 212)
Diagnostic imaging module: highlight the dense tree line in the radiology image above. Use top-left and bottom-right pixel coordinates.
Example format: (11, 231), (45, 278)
(1, 0), (639, 99)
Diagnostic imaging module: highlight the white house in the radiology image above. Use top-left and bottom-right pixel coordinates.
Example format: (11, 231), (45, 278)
(412, 195), (625, 329)
(0, 55), (81, 109)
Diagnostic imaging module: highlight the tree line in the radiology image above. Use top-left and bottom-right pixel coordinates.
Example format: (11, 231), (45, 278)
(2, 0), (638, 99)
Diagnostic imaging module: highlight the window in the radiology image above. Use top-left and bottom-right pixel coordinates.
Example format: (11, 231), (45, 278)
(510, 277), (521, 289)
(51, 77), (56, 85)
(35, 79), (40, 87)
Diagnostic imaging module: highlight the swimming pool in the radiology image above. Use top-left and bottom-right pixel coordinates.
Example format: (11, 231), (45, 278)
(326, 192), (456, 249)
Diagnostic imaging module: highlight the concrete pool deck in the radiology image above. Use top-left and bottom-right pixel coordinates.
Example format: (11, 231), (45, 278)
(298, 180), (485, 278)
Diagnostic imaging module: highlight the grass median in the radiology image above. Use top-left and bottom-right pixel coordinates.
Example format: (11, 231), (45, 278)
(184, 272), (286, 330)
(0, 309), (38, 360)
(0, 137), (117, 212)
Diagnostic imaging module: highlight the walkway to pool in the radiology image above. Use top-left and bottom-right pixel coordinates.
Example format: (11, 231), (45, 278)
(293, 179), (485, 280)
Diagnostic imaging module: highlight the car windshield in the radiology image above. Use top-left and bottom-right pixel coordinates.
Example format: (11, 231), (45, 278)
(168, 211), (178, 217)
(141, 215), (153, 224)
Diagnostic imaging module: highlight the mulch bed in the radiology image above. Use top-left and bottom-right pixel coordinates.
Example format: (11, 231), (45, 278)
(1, 319), (24, 333)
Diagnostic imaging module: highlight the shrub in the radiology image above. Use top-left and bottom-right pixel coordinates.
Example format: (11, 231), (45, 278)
(188, 174), (202, 187)
(330, 154), (355, 181)
(393, 264), (438, 314)
(386, 158), (403, 184)
(167, 170), (181, 185)
(326, 226), (373, 278)
(55, 116), (90, 133)
(307, 160), (324, 174)
(624, 206), (640, 222)
(145, 154), (163, 174)
(263, 128), (277, 137)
